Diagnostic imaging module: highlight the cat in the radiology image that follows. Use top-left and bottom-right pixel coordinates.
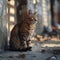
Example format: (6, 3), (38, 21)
(9, 10), (38, 51)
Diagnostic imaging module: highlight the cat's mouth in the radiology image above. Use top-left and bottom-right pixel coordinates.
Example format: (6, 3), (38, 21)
(31, 17), (37, 21)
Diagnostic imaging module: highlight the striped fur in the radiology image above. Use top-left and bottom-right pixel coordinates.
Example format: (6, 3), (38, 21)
(9, 11), (38, 50)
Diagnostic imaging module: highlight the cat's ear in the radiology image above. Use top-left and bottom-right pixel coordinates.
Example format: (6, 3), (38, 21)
(27, 10), (31, 18)
(33, 12), (38, 21)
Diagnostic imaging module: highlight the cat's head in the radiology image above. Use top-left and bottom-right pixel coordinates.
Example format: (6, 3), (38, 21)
(28, 10), (38, 21)
(22, 10), (38, 22)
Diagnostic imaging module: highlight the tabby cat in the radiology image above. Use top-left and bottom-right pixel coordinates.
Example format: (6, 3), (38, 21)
(9, 10), (38, 51)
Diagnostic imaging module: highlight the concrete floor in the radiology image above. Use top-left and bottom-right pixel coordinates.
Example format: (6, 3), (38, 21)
(0, 40), (60, 60)
(0, 51), (53, 60)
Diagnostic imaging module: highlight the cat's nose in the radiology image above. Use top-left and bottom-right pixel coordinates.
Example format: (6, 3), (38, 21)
(32, 18), (34, 20)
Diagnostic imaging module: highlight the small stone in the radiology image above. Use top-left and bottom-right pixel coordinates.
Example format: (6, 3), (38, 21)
(41, 49), (46, 53)
(18, 54), (26, 59)
(49, 56), (57, 60)
(8, 56), (13, 58)
(46, 56), (57, 60)
(32, 55), (36, 57)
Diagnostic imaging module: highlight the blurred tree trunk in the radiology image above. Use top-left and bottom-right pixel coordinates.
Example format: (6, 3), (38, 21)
(50, 0), (55, 26)
(0, 0), (8, 50)
(16, 0), (27, 23)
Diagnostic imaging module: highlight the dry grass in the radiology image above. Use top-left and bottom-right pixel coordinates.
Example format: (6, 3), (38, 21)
(31, 34), (60, 42)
